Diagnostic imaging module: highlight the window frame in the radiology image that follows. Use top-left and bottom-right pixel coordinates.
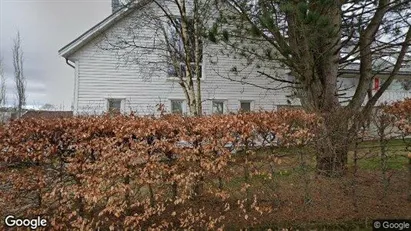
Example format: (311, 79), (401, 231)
(211, 100), (225, 115)
(106, 98), (124, 114)
(239, 100), (253, 112)
(170, 99), (185, 115)
(167, 62), (204, 80)
(165, 16), (204, 80)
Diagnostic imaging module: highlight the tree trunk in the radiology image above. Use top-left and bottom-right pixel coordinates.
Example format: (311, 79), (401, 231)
(316, 144), (348, 177)
(188, 90), (197, 116)
(316, 110), (351, 176)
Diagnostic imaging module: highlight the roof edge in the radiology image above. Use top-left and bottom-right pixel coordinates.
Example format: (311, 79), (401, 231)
(58, 0), (153, 59)
(58, 7), (130, 59)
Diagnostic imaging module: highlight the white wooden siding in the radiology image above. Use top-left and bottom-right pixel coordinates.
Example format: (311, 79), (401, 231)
(69, 5), (291, 116)
(68, 4), (411, 116)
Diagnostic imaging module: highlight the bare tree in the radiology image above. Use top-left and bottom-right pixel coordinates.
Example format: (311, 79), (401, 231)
(12, 31), (26, 117)
(0, 55), (6, 107)
(101, 0), (216, 116)
(212, 0), (411, 175)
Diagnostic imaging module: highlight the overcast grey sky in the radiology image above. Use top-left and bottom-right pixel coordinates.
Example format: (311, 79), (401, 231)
(0, 0), (112, 110)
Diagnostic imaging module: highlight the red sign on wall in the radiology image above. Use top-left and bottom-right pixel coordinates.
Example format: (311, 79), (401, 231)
(374, 78), (380, 90)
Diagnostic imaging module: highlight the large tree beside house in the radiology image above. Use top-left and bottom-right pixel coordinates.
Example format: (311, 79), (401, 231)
(214, 0), (411, 175)
(101, 0), (216, 116)
(59, 0), (411, 175)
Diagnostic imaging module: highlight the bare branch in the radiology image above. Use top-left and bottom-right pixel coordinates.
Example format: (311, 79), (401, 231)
(0, 56), (6, 107)
(12, 31), (26, 116)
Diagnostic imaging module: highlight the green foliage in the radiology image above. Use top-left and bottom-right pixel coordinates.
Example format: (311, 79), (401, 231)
(317, 15), (331, 28)
(305, 11), (320, 25)
(356, 155), (408, 171)
(208, 23), (219, 43)
(279, 2), (294, 13)
(222, 29), (229, 42)
(260, 10), (275, 30)
(250, 24), (261, 37)
(265, 48), (273, 59)
(297, 2), (309, 17)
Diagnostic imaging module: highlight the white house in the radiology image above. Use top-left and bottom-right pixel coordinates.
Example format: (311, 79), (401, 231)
(59, 0), (411, 116)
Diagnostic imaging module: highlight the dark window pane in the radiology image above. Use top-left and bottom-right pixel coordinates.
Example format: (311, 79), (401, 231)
(167, 65), (178, 77)
(167, 63), (202, 78)
(212, 101), (224, 114)
(108, 99), (121, 113)
(240, 102), (251, 112)
(171, 100), (183, 114)
(181, 63), (186, 77)
(189, 63), (202, 78)
(166, 17), (203, 78)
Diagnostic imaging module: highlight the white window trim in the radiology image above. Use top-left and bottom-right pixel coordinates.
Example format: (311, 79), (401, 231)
(211, 99), (227, 115)
(169, 98), (187, 114)
(105, 97), (125, 113)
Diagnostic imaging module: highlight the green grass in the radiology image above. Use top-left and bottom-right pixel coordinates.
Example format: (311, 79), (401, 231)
(231, 138), (410, 174)
(357, 138), (411, 150)
(354, 155), (409, 170)
(347, 138), (410, 171)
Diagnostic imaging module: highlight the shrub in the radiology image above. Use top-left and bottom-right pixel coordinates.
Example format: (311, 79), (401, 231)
(0, 110), (320, 229)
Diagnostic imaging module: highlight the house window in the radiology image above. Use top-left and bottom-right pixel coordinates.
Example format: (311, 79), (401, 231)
(167, 63), (202, 78)
(171, 100), (183, 114)
(107, 99), (122, 113)
(166, 17), (203, 79)
(212, 101), (224, 114)
(240, 101), (251, 112)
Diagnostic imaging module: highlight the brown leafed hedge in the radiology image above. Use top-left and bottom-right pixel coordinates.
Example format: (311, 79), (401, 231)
(0, 110), (321, 230)
(386, 98), (411, 136)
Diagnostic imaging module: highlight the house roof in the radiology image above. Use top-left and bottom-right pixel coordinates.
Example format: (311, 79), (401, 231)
(58, 0), (152, 59)
(21, 111), (73, 119)
(340, 55), (411, 76)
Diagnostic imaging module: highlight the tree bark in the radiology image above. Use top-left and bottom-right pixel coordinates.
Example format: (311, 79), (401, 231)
(221, 0), (411, 177)
(316, 109), (351, 176)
